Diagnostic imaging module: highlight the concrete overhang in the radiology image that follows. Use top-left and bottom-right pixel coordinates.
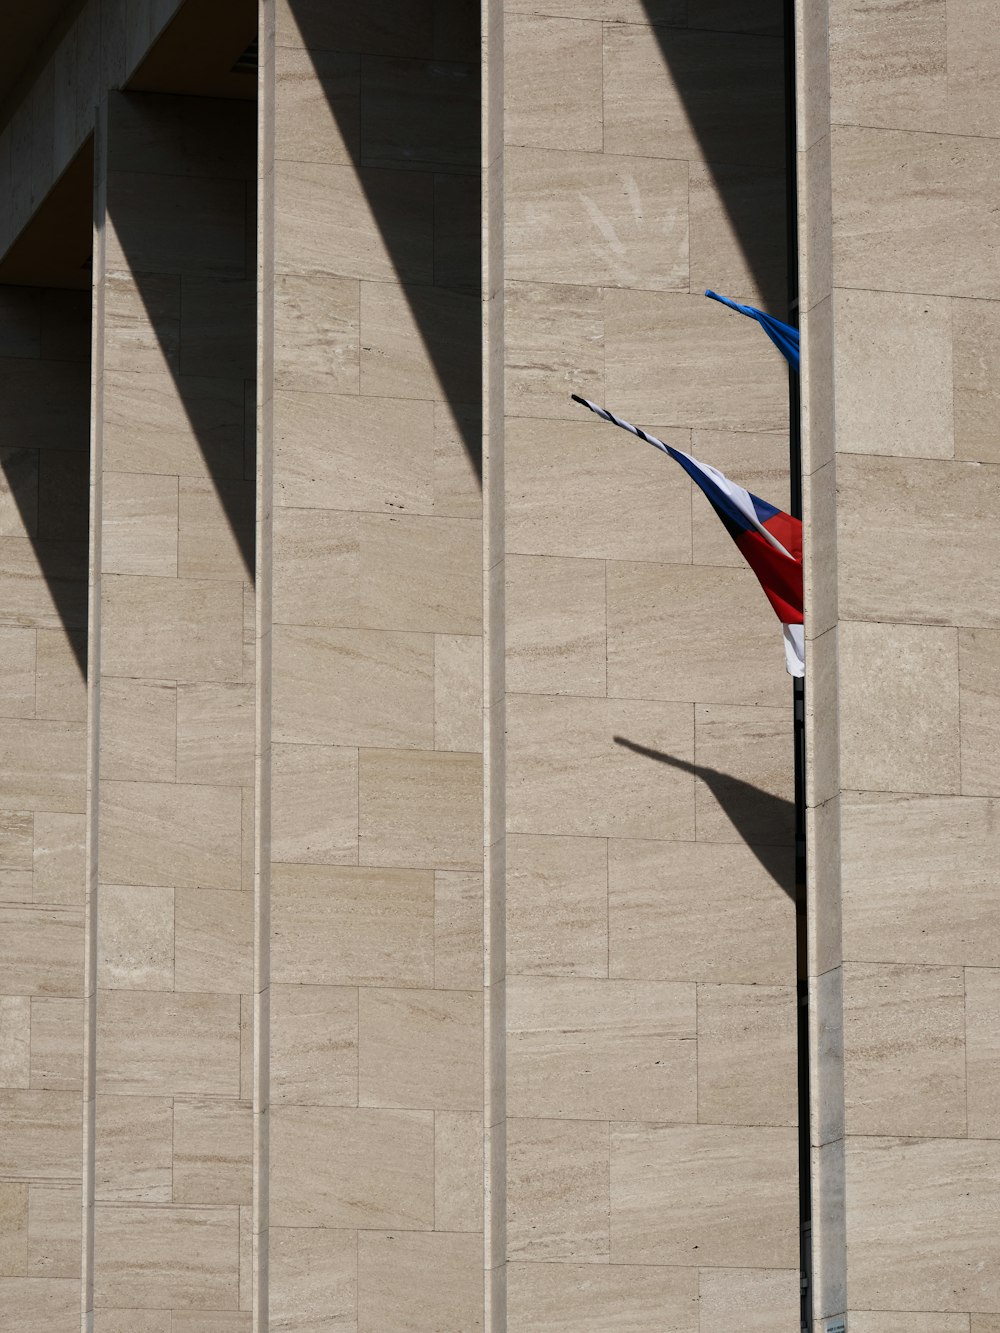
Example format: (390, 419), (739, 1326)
(0, 0), (255, 290)
(0, 0), (81, 121)
(128, 0), (257, 102)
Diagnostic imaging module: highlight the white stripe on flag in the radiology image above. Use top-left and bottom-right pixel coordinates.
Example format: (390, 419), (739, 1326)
(677, 449), (794, 560)
(572, 395), (792, 559)
(782, 624), (805, 677)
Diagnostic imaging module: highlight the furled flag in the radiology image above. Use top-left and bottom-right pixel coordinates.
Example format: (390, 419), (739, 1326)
(705, 289), (800, 371)
(572, 394), (804, 677)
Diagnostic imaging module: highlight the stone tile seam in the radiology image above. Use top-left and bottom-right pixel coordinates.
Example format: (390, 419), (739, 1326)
(504, 1259), (801, 1272)
(269, 499), (484, 519)
(504, 687), (803, 706)
(830, 119), (1000, 145)
(503, 11), (785, 39)
(259, 553), (781, 572)
(828, 283), (1000, 306)
(823, 617), (999, 633)
(824, 962), (1000, 972)
(271, 21), (787, 53)
(814, 1131), (1000, 1144)
(809, 450), (973, 466)
(507, 830), (794, 849)
(501, 137), (784, 171)
(505, 420), (788, 438)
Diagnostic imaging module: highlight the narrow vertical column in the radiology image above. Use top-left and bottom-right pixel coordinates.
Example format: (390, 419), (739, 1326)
(482, 0), (507, 1325)
(262, 2), (485, 1326)
(90, 91), (257, 1326)
(255, 2), (277, 1324)
(84, 107), (109, 1331)
(795, 3), (846, 1327)
(0, 283), (90, 1330)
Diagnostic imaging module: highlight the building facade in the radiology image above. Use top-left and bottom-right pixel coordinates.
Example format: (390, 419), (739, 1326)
(0, 1), (996, 1330)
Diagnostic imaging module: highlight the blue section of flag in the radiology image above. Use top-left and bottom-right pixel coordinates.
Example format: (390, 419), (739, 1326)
(658, 444), (749, 531)
(750, 493), (780, 523)
(659, 442), (780, 534)
(659, 443), (759, 535)
(704, 289), (800, 371)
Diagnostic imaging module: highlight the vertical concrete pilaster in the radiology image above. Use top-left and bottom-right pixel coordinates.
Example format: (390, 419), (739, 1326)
(254, 2), (277, 1324)
(83, 102), (109, 1333)
(483, 0), (507, 1324)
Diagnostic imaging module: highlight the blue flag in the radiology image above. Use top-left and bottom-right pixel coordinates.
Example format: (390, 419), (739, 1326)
(705, 289), (799, 372)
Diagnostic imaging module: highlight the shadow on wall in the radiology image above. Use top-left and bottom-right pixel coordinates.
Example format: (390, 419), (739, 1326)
(639, 0), (788, 317)
(106, 92), (257, 585)
(614, 734), (796, 900)
(283, 0), (483, 480)
(0, 288), (91, 674)
(0, 87), (258, 685)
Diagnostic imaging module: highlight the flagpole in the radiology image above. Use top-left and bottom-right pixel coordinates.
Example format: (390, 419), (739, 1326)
(784, 0), (812, 1322)
(570, 394), (797, 563)
(569, 393), (671, 456)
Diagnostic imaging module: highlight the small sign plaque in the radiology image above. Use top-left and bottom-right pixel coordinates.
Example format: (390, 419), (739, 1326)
(826, 1320), (846, 1333)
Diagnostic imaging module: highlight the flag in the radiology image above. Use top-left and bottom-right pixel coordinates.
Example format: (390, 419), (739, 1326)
(572, 394), (804, 677)
(705, 289), (800, 371)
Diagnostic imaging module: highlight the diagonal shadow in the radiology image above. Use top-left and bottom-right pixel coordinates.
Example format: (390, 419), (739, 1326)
(1, 85), (259, 687)
(640, 0), (789, 318)
(0, 136), (96, 676)
(122, 266), (257, 583)
(0, 288), (91, 675)
(284, 0), (482, 481)
(614, 734), (796, 901)
(106, 91), (257, 586)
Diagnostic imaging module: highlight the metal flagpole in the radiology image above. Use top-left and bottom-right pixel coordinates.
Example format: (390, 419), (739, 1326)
(784, 0), (813, 1324)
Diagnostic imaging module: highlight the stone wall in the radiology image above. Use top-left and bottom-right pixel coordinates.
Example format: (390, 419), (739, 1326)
(0, 287), (90, 1329)
(801, 0), (1000, 1326)
(0, 0), (185, 260)
(262, 1), (487, 1325)
(498, 1), (798, 1328)
(87, 89), (257, 1327)
(0, 3), (809, 1328)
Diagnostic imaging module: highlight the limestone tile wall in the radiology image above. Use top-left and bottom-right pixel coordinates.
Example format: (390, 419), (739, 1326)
(91, 91), (256, 1329)
(802, 0), (1000, 1324)
(264, 1), (485, 1325)
(0, 0), (184, 261)
(502, 2), (798, 1328)
(0, 286), (90, 1333)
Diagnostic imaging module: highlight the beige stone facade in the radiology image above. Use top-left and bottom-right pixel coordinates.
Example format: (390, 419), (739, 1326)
(799, 1), (1000, 1329)
(0, 0), (996, 1330)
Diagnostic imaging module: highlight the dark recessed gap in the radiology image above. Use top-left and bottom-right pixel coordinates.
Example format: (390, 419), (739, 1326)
(231, 39), (258, 74)
(784, 0), (811, 1328)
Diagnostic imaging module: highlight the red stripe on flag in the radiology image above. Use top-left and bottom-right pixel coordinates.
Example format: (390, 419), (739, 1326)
(761, 510), (802, 563)
(735, 529), (804, 624)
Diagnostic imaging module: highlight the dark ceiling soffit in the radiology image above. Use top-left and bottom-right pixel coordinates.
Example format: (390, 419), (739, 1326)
(0, 0), (256, 285)
(126, 0), (258, 102)
(0, 0), (87, 132)
(0, 138), (95, 291)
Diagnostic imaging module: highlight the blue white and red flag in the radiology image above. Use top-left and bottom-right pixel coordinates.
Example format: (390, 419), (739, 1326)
(572, 395), (804, 676)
